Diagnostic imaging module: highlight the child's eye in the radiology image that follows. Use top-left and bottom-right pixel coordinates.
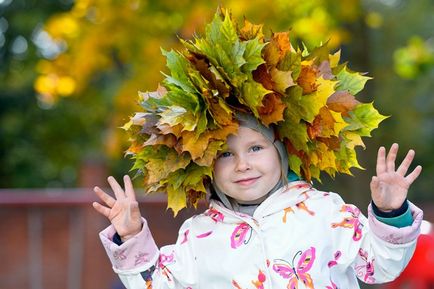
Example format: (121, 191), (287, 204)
(250, 145), (263, 152)
(218, 151), (232, 158)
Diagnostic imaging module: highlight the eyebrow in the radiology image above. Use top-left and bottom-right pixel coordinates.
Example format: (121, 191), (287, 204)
(243, 139), (271, 147)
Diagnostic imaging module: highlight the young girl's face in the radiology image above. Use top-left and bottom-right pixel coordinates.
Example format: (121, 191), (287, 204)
(213, 126), (282, 203)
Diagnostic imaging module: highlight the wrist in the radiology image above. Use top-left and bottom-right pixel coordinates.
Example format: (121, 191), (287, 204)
(371, 199), (409, 218)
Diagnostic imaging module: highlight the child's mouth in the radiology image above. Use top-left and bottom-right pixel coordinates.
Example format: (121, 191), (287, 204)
(235, 177), (260, 186)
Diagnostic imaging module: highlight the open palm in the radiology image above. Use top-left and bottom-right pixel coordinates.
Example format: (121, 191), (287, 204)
(370, 143), (422, 212)
(93, 175), (143, 241)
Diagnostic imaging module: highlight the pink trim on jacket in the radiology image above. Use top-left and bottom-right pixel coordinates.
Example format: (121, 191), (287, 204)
(368, 202), (423, 244)
(99, 218), (159, 271)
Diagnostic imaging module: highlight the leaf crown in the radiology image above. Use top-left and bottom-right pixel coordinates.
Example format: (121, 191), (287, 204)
(123, 7), (387, 215)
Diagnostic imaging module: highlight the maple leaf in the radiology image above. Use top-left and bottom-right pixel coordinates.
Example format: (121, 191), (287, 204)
(310, 142), (337, 170)
(342, 131), (365, 149)
(161, 49), (198, 94)
(258, 93), (286, 126)
(239, 18), (264, 42)
(240, 79), (272, 117)
(343, 102), (389, 137)
(187, 53), (230, 98)
(298, 77), (336, 123)
(329, 50), (341, 68)
(272, 32), (292, 59)
(296, 63), (319, 94)
(278, 116), (309, 152)
(194, 140), (226, 166)
(335, 144), (364, 175)
(167, 184), (186, 217)
(252, 64), (274, 90)
(327, 90), (360, 116)
(158, 105), (197, 132)
(317, 60), (334, 80)
(270, 68), (295, 94)
(307, 107), (336, 139)
(278, 50), (302, 79)
(305, 41), (332, 65)
(335, 66), (372, 95)
(143, 133), (177, 148)
(242, 37), (266, 74)
(143, 146), (190, 185)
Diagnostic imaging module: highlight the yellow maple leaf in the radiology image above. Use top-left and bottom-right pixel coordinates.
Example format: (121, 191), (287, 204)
(167, 185), (187, 217)
(239, 18), (264, 42)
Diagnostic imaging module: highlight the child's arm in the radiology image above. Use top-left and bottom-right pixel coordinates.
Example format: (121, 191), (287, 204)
(370, 143), (422, 212)
(352, 143), (423, 284)
(93, 176), (197, 288)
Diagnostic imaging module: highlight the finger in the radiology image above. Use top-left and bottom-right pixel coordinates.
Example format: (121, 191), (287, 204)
(123, 175), (136, 201)
(107, 176), (126, 199)
(397, 149), (415, 176)
(93, 186), (116, 207)
(405, 165), (422, 186)
(376, 146), (386, 176)
(370, 176), (379, 193)
(386, 143), (398, 172)
(92, 202), (111, 218)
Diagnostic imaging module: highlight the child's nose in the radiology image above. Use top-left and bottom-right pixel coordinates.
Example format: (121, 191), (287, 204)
(235, 155), (251, 171)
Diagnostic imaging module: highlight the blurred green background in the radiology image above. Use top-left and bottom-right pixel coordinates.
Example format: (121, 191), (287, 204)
(1, 0), (433, 207)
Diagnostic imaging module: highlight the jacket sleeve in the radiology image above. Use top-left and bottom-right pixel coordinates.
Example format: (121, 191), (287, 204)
(99, 217), (197, 289)
(329, 195), (423, 285)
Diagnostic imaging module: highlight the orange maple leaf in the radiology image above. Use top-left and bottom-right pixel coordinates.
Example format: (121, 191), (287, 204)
(327, 91), (360, 116)
(258, 93), (286, 126)
(297, 65), (319, 94)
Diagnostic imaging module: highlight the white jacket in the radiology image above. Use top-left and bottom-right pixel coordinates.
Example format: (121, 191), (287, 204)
(99, 181), (423, 289)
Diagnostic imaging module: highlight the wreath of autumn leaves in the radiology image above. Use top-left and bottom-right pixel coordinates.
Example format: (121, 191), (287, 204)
(123, 8), (387, 215)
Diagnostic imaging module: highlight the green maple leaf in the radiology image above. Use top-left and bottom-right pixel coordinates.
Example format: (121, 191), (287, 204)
(242, 38), (266, 73)
(162, 49), (198, 94)
(344, 102), (389, 137)
(336, 66), (372, 95)
(240, 79), (271, 117)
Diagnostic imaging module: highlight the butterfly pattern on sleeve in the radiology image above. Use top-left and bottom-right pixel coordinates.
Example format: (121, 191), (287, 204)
(272, 247), (316, 289)
(355, 248), (375, 284)
(331, 204), (364, 241)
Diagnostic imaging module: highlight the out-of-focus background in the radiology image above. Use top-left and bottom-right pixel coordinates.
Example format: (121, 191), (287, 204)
(1, 0), (433, 288)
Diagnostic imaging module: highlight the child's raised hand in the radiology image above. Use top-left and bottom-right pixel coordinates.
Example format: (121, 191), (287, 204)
(370, 143), (422, 212)
(93, 175), (143, 241)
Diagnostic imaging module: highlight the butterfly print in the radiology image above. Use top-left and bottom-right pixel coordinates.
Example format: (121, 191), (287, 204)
(231, 223), (252, 249)
(331, 204), (363, 241)
(159, 252), (175, 282)
(205, 208), (224, 223)
(113, 248), (127, 261)
(327, 250), (342, 268)
(355, 248), (375, 284)
(232, 270), (266, 289)
(283, 201), (315, 223)
(273, 247), (316, 289)
(135, 252), (150, 266)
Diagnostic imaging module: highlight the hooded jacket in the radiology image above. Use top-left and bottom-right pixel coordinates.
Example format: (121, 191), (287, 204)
(99, 180), (422, 289)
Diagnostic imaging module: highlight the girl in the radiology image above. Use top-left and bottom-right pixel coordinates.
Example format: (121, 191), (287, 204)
(93, 114), (423, 289)
(93, 8), (423, 289)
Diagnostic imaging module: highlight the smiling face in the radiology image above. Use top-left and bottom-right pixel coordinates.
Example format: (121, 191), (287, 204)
(213, 126), (282, 203)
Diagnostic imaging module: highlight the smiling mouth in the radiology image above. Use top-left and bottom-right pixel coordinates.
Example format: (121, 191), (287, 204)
(235, 177), (260, 185)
